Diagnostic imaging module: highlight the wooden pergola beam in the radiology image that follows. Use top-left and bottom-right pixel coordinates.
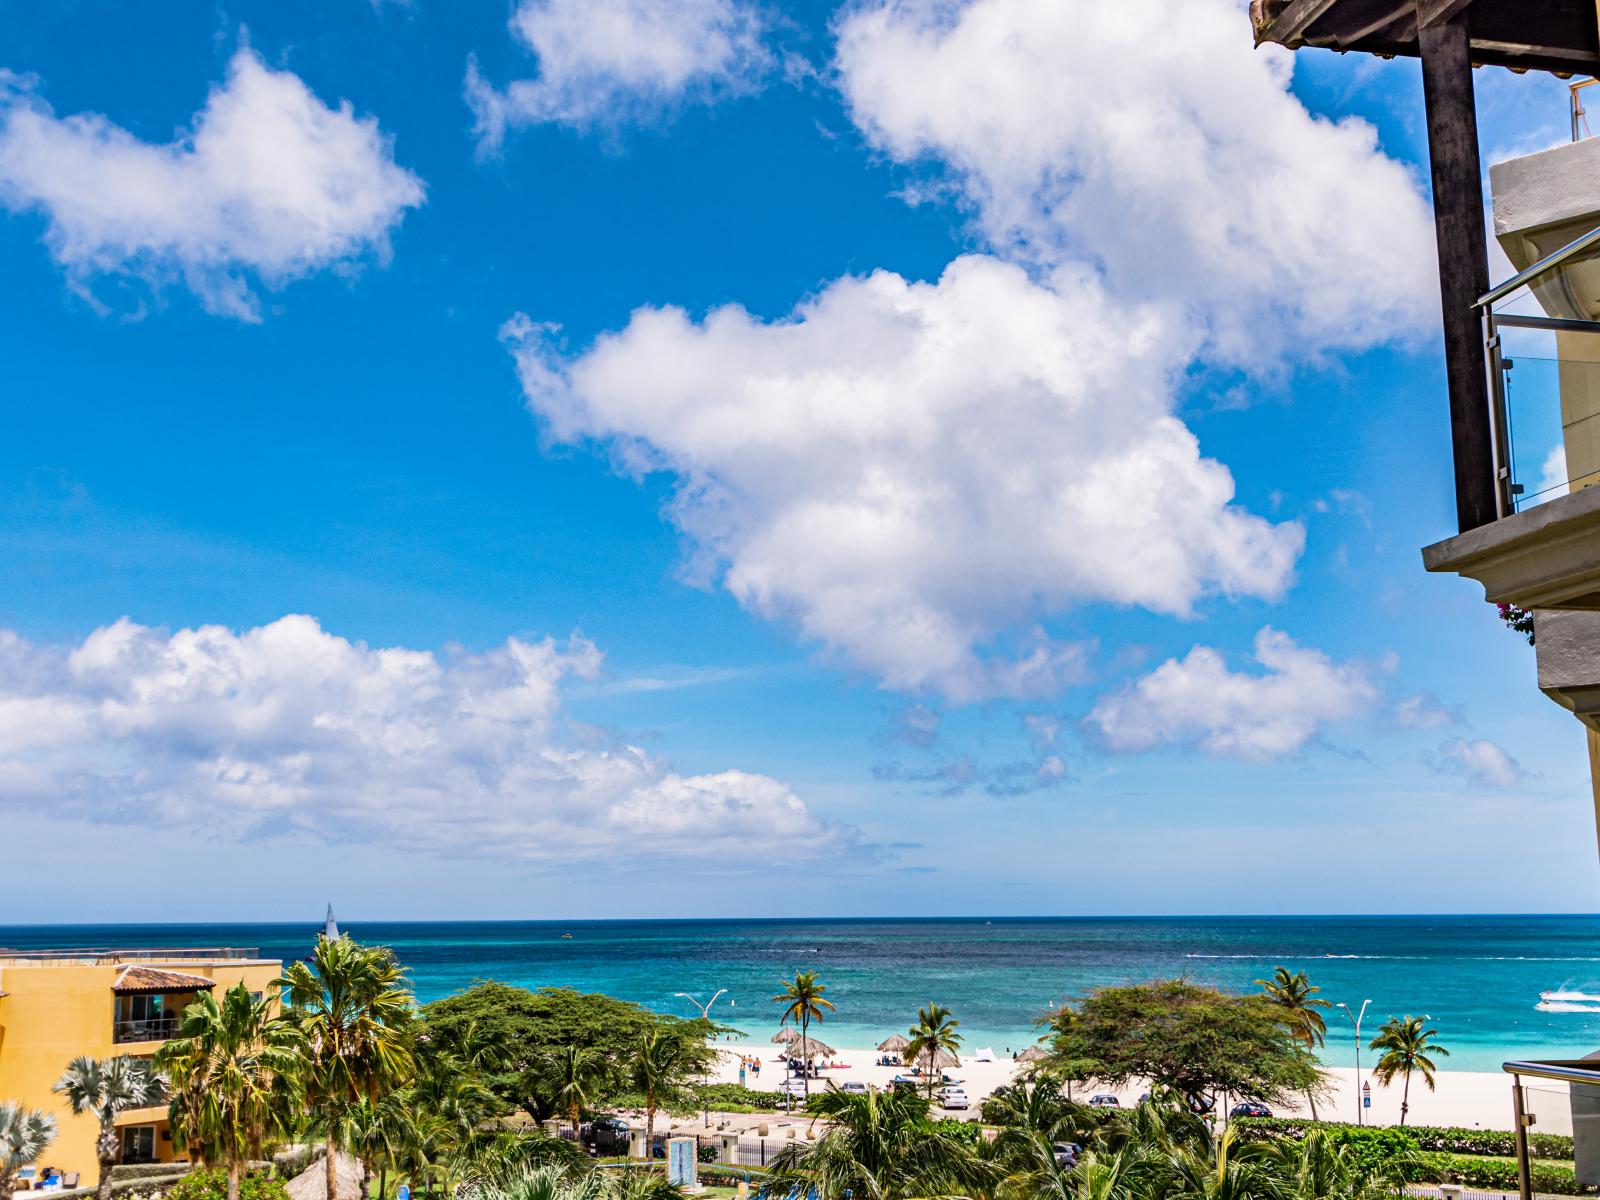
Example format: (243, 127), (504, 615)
(1255, 0), (1343, 45)
(1416, 0), (1477, 29)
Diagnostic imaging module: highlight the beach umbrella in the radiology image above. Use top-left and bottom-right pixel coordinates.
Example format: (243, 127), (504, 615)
(877, 1034), (910, 1052)
(789, 1036), (837, 1060)
(913, 1046), (961, 1069)
(1017, 1046), (1050, 1063)
(772, 1028), (802, 1044)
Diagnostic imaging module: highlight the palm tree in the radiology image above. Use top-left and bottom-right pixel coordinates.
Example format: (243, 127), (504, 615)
(1368, 1015), (1450, 1126)
(53, 1055), (164, 1200)
(1256, 967), (1331, 1118)
(280, 934), (417, 1200)
(155, 983), (302, 1200)
(772, 970), (835, 1101)
(546, 1045), (600, 1143)
(769, 1087), (991, 1200)
(630, 1031), (698, 1155)
(0, 1104), (56, 1200)
(903, 1002), (962, 1100)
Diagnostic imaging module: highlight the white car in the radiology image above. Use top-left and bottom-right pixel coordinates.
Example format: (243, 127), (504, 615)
(939, 1087), (969, 1109)
(1088, 1093), (1120, 1108)
(839, 1081), (869, 1095)
(778, 1078), (810, 1096)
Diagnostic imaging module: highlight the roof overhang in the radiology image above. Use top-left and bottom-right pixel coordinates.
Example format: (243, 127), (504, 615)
(112, 966), (217, 995)
(1251, 0), (1600, 76)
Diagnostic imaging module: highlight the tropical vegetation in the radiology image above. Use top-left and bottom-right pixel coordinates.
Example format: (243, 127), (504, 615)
(772, 970), (834, 1101)
(903, 1003), (963, 1100)
(1367, 1015), (1449, 1126)
(54, 1056), (166, 1200)
(0, 1102), (57, 1200)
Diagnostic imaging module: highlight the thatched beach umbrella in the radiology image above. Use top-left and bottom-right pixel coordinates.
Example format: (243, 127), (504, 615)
(1016, 1046), (1049, 1063)
(286, 1153), (364, 1200)
(877, 1034), (910, 1052)
(788, 1035), (837, 1060)
(913, 1046), (961, 1069)
(772, 1028), (802, 1044)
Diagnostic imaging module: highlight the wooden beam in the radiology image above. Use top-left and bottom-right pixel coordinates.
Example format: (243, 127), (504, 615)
(1417, 9), (1498, 533)
(1416, 0), (1476, 30)
(1259, 0), (1344, 45)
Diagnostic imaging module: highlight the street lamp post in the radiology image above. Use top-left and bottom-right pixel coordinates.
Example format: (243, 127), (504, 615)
(675, 990), (728, 1127)
(1336, 1000), (1372, 1126)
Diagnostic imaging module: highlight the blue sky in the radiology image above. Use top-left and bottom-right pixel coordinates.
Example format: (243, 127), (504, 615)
(0, 0), (1594, 923)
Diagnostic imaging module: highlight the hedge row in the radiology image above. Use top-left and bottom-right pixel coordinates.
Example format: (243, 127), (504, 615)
(1408, 1150), (1598, 1196)
(112, 1165), (195, 1181)
(1232, 1115), (1575, 1160)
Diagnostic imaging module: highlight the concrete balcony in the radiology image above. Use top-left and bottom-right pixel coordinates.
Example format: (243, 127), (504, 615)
(1422, 482), (1600, 610)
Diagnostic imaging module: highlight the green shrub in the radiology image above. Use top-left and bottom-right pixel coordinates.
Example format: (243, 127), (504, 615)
(691, 1084), (788, 1111)
(1405, 1151), (1598, 1196)
(111, 1166), (194, 1182)
(1231, 1115), (1574, 1160)
(162, 1169), (289, 1200)
(929, 1119), (985, 1149)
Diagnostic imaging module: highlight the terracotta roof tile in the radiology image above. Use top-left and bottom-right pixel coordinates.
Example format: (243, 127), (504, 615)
(112, 966), (216, 994)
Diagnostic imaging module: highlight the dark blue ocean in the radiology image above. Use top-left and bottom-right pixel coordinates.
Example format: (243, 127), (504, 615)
(5, 915), (1599, 1072)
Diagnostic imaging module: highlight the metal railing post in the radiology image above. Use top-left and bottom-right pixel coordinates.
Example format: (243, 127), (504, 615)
(1511, 1074), (1534, 1200)
(1482, 307), (1514, 518)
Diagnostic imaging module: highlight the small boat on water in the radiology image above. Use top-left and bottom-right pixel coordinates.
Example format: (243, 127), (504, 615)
(561, 933), (574, 939)
(1541, 988), (1600, 1002)
(1537, 999), (1600, 1013)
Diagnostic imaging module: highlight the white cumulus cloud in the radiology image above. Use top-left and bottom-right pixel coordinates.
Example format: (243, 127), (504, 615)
(0, 616), (853, 863)
(1437, 737), (1524, 788)
(468, 0), (768, 148)
(833, 0), (1437, 364)
(506, 255), (1303, 701)
(1087, 626), (1377, 760)
(0, 50), (424, 320)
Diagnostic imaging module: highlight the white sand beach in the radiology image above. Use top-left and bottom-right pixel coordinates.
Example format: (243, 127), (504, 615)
(709, 1042), (1526, 1131)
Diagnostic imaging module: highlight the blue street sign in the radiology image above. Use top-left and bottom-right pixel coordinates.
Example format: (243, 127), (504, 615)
(398, 1185), (411, 1200)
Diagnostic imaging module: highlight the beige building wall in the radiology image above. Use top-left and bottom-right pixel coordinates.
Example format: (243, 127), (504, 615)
(0, 951), (281, 1181)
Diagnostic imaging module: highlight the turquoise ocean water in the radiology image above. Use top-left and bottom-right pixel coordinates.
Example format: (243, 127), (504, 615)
(4, 916), (1599, 1072)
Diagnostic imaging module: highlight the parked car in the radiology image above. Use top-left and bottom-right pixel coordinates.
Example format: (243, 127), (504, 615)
(839, 1080), (869, 1095)
(1051, 1142), (1082, 1168)
(583, 1116), (631, 1155)
(778, 1077), (810, 1095)
(1088, 1093), (1120, 1108)
(1230, 1101), (1272, 1119)
(940, 1086), (969, 1109)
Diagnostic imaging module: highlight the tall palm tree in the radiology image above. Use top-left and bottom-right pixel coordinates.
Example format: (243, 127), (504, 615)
(903, 1003), (962, 1100)
(629, 1031), (697, 1155)
(768, 1087), (991, 1200)
(155, 983), (302, 1200)
(280, 934), (417, 1200)
(546, 1046), (600, 1143)
(0, 1104), (56, 1200)
(1256, 967), (1331, 1118)
(53, 1056), (164, 1200)
(772, 970), (835, 1101)
(1369, 1015), (1450, 1126)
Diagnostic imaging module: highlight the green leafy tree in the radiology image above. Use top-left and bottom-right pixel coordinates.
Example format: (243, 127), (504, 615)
(1039, 1007), (1101, 1103)
(629, 1029), (699, 1156)
(53, 1055), (164, 1200)
(279, 935), (416, 1200)
(420, 984), (708, 1120)
(772, 970), (835, 1101)
(768, 1087), (992, 1200)
(1368, 1015), (1449, 1126)
(155, 984), (302, 1200)
(1046, 979), (1325, 1115)
(546, 1045), (602, 1141)
(903, 1003), (963, 1100)
(1256, 967), (1332, 1119)
(0, 1103), (56, 1200)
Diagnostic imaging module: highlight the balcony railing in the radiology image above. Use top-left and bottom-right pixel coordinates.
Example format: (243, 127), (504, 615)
(1501, 1059), (1600, 1200)
(1478, 225), (1600, 517)
(113, 1014), (180, 1044)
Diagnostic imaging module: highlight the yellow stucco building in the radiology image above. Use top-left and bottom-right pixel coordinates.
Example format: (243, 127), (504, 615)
(0, 948), (282, 1182)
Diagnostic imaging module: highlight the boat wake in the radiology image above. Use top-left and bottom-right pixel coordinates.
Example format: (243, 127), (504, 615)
(1536, 999), (1600, 1013)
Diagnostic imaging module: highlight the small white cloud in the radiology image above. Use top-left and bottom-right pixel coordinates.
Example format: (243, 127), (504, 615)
(1396, 693), (1457, 730)
(468, 0), (768, 147)
(1538, 444), (1571, 501)
(1087, 627), (1377, 761)
(505, 255), (1302, 701)
(1437, 737), (1524, 788)
(0, 615), (855, 864)
(0, 50), (424, 320)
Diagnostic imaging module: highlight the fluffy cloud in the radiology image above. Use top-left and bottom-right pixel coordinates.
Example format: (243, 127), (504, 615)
(834, 0), (1436, 364)
(1437, 737), (1524, 788)
(506, 255), (1303, 700)
(0, 50), (423, 320)
(468, 0), (767, 147)
(1087, 627), (1377, 760)
(0, 616), (853, 863)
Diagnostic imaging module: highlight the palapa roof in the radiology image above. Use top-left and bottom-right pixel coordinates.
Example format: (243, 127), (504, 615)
(112, 966), (216, 995)
(912, 1046), (961, 1069)
(772, 1028), (802, 1044)
(786, 1035), (837, 1060)
(286, 1153), (365, 1200)
(877, 1034), (910, 1052)
(1016, 1046), (1050, 1063)
(1250, 0), (1600, 77)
